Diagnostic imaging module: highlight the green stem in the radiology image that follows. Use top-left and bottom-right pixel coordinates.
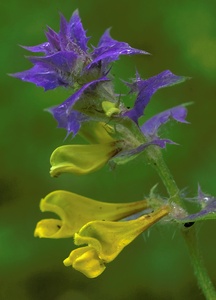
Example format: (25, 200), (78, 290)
(145, 146), (216, 300)
(145, 146), (183, 207)
(182, 226), (216, 300)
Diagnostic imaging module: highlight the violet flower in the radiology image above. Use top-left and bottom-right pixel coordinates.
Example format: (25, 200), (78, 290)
(11, 10), (147, 91)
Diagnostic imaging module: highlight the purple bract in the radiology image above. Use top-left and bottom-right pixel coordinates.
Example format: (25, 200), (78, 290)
(141, 105), (189, 138)
(124, 70), (188, 123)
(11, 10), (148, 91)
(48, 77), (109, 136)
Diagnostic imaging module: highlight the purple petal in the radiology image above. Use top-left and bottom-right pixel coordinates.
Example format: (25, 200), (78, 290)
(28, 51), (78, 73)
(113, 139), (174, 159)
(179, 199), (216, 222)
(68, 10), (89, 52)
(141, 105), (189, 137)
(11, 63), (64, 91)
(124, 70), (188, 123)
(48, 108), (88, 137)
(49, 77), (109, 134)
(89, 29), (148, 69)
(59, 14), (69, 51)
(15, 52), (79, 90)
(97, 28), (113, 47)
(45, 27), (60, 52)
(21, 43), (51, 54)
(12, 11), (90, 90)
(177, 188), (216, 222)
(21, 28), (59, 55)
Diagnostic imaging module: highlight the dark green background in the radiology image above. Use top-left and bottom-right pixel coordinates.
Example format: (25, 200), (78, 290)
(1, 0), (216, 299)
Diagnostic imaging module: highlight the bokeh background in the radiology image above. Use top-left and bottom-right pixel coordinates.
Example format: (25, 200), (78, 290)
(1, 0), (216, 299)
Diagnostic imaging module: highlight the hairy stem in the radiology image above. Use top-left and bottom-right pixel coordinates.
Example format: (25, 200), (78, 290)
(145, 146), (183, 207)
(182, 226), (216, 300)
(145, 146), (216, 300)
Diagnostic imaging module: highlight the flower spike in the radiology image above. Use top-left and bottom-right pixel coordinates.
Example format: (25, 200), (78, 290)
(12, 10), (197, 283)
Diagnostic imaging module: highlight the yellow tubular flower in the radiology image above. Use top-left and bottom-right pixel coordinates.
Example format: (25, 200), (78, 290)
(63, 206), (170, 278)
(50, 143), (120, 177)
(34, 190), (150, 239)
(50, 122), (122, 177)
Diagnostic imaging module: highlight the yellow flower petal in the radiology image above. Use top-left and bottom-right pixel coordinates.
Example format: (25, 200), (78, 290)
(34, 190), (149, 239)
(75, 206), (169, 263)
(50, 142), (120, 177)
(63, 246), (105, 278)
(63, 206), (169, 278)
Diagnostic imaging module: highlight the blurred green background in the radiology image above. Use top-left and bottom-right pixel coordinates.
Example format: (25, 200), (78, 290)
(1, 0), (216, 299)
